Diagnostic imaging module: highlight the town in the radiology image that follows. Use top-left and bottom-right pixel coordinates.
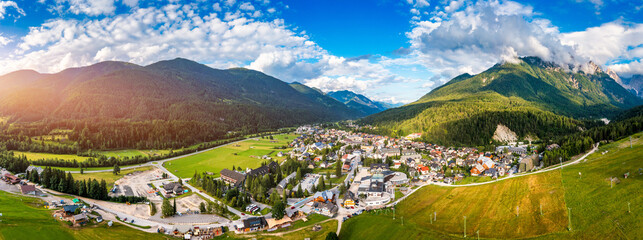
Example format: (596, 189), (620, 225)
(0, 123), (554, 239)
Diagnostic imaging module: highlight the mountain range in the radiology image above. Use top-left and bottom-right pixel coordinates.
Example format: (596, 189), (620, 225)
(326, 90), (390, 116)
(0, 58), (366, 130)
(360, 56), (643, 146)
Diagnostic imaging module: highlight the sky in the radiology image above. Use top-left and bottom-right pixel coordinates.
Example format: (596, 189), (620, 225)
(0, 0), (642, 104)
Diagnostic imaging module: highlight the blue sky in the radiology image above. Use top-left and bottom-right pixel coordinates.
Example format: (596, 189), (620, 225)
(0, 0), (641, 104)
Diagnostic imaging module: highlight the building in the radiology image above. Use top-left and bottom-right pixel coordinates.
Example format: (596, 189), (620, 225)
(470, 164), (485, 176)
(163, 182), (184, 195)
(370, 163), (389, 173)
(220, 169), (246, 187)
(519, 154), (539, 172)
(247, 162), (279, 177)
(20, 184), (37, 195)
(312, 190), (335, 203)
(73, 213), (88, 225)
(26, 166), (44, 175)
(266, 216), (293, 230)
(237, 217), (267, 232)
(311, 202), (338, 217)
(387, 172), (409, 186)
(63, 205), (81, 217)
(3, 173), (20, 184)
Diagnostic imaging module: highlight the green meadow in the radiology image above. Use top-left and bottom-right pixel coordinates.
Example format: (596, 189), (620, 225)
(340, 132), (642, 239)
(0, 191), (171, 240)
(14, 151), (91, 162)
(164, 134), (297, 178)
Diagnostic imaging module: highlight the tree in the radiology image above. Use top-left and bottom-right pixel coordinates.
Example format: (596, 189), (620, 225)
(339, 183), (347, 195)
(173, 198), (177, 214)
(199, 202), (206, 213)
(335, 160), (342, 178)
(271, 201), (286, 220)
(296, 167), (302, 180)
(80, 168), (84, 175)
(325, 232), (339, 240)
(113, 164), (120, 175)
(161, 198), (174, 217)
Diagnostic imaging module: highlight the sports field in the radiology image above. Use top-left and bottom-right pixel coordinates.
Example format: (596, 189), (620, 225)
(164, 134), (297, 178)
(0, 191), (171, 240)
(340, 132), (642, 239)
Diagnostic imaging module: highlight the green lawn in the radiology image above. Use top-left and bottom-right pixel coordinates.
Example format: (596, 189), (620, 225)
(72, 166), (154, 187)
(164, 134), (298, 178)
(340, 132), (643, 239)
(0, 191), (171, 240)
(14, 151), (91, 162)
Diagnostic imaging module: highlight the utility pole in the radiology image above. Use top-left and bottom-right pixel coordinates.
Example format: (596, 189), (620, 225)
(568, 207), (572, 231)
(463, 216), (467, 238)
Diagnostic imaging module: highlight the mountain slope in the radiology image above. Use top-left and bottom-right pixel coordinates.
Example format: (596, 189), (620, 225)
(361, 56), (642, 146)
(0, 58), (360, 128)
(327, 90), (388, 116)
(620, 74), (643, 98)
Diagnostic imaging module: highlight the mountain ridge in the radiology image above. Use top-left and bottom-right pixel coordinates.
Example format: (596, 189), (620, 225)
(360, 56), (642, 146)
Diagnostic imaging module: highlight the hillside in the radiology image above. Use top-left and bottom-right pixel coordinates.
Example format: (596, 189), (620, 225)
(0, 58), (361, 149)
(360, 57), (643, 146)
(340, 132), (642, 239)
(327, 90), (388, 116)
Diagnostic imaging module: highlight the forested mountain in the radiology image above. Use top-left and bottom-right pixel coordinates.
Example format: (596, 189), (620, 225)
(360, 56), (643, 147)
(0, 58), (361, 149)
(327, 90), (388, 116)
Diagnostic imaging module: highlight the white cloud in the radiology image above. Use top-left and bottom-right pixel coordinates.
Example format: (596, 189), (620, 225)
(0, 1), (25, 20)
(0, 33), (11, 45)
(405, 0), (580, 86)
(121, 0), (138, 8)
(212, 3), (221, 11)
(2, 5), (321, 74)
(239, 2), (254, 11)
(561, 22), (643, 69)
(55, 0), (116, 16)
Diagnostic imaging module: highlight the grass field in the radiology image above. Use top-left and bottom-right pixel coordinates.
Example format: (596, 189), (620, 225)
(341, 132), (642, 239)
(223, 219), (337, 240)
(14, 151), (91, 162)
(0, 191), (171, 240)
(164, 134), (298, 178)
(72, 166), (154, 187)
